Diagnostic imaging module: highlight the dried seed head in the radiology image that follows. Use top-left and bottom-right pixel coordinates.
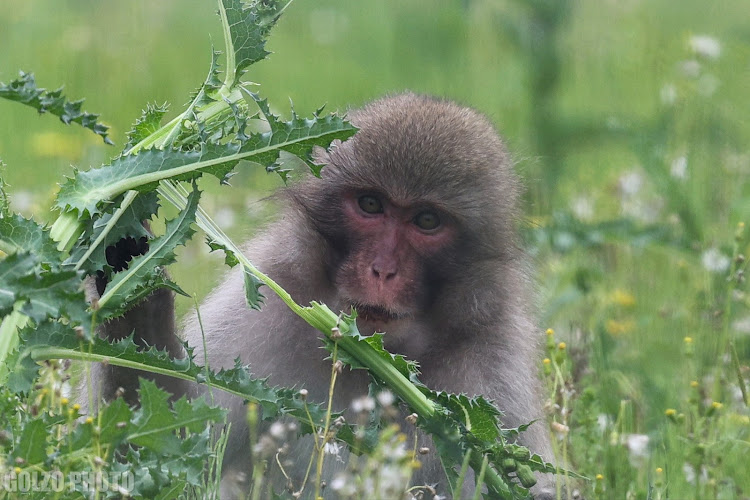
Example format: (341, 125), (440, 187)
(331, 327), (342, 340)
(405, 413), (418, 425)
(551, 421), (569, 436)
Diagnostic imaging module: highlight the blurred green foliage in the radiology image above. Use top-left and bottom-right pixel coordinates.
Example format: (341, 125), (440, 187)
(2, 0), (750, 497)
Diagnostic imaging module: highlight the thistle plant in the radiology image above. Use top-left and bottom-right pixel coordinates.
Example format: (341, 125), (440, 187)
(0, 1), (564, 498)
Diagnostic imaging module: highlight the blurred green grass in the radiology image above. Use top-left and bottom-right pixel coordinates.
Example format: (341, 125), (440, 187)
(2, 0), (750, 497)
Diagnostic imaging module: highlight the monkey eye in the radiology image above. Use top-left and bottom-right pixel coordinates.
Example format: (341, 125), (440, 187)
(358, 195), (384, 214)
(414, 211), (441, 231)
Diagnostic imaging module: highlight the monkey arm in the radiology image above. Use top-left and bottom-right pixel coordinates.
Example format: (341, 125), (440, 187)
(81, 269), (187, 408)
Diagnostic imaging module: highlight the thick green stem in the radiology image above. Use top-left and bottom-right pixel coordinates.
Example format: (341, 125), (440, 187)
(30, 346), (253, 402)
(49, 210), (85, 253)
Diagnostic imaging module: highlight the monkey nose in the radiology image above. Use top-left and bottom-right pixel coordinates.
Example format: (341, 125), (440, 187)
(371, 263), (397, 282)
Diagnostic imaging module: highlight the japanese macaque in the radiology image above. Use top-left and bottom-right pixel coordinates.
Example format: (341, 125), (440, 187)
(87, 93), (556, 498)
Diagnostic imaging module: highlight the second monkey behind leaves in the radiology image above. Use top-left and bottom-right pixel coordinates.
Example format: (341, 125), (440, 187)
(95, 93), (556, 498)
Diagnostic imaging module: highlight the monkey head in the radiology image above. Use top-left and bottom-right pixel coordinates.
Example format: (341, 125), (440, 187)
(288, 93), (523, 354)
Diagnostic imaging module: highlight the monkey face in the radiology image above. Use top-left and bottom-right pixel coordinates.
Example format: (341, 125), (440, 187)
(332, 190), (456, 330)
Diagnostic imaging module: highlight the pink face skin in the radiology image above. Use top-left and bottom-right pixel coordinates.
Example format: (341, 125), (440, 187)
(337, 191), (455, 331)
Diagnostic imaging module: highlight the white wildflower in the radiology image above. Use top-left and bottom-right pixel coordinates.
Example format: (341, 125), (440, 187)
(323, 441), (341, 457)
(625, 434), (650, 466)
(351, 395), (376, 413)
(330, 473), (356, 495)
(670, 156), (688, 180)
(689, 35), (721, 60)
(701, 248), (730, 273)
(376, 390), (395, 407)
(660, 83), (677, 105)
(680, 59), (701, 78)
(268, 421), (286, 440)
(682, 462), (708, 485)
(619, 170), (643, 196)
(683, 463), (695, 484)
(571, 196), (594, 221)
(597, 414), (609, 434)
(731, 315), (750, 334)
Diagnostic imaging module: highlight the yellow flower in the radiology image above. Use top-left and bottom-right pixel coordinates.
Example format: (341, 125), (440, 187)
(611, 289), (636, 308)
(665, 409), (676, 417)
(557, 342), (566, 351)
(605, 319), (635, 336)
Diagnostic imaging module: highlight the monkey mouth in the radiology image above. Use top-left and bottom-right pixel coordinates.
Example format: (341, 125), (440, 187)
(354, 303), (405, 324)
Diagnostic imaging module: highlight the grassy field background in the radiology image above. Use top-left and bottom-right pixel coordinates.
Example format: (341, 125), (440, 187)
(2, 0), (749, 498)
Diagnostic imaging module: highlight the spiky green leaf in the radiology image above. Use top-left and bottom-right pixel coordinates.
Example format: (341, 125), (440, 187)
(55, 106), (355, 218)
(97, 184), (200, 318)
(67, 191), (160, 276)
(0, 71), (112, 144)
(124, 103), (169, 153)
(0, 252), (88, 329)
(0, 214), (63, 266)
(220, 0), (288, 87)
